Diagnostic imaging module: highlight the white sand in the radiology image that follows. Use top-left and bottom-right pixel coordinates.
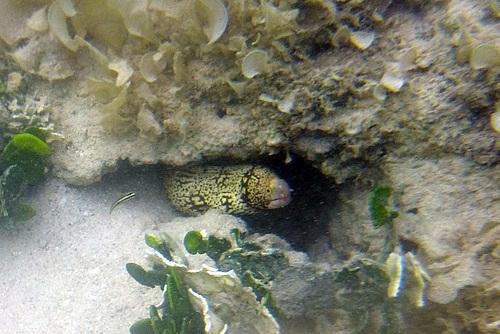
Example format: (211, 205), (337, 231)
(0, 167), (177, 333)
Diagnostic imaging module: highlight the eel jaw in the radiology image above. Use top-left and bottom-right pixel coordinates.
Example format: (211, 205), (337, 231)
(267, 178), (292, 209)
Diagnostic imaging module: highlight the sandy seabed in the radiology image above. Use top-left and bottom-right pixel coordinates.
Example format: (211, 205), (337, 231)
(0, 167), (177, 333)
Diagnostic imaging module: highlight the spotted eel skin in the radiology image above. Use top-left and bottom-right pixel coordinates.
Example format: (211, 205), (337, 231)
(163, 165), (292, 216)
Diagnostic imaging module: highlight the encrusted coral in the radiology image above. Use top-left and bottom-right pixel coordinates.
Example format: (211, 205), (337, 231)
(0, 2), (499, 332)
(2, 0), (497, 181)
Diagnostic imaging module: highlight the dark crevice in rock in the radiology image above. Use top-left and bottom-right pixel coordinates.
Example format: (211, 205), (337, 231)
(244, 154), (338, 253)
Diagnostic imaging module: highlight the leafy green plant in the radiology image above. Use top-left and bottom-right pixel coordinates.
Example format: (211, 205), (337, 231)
(183, 230), (231, 261)
(0, 126), (50, 220)
(11, 202), (37, 221)
(368, 185), (399, 229)
(183, 231), (206, 255)
(183, 229), (288, 304)
(126, 234), (205, 334)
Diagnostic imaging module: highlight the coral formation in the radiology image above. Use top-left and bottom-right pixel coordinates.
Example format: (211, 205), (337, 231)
(0, 0), (499, 333)
(128, 214), (280, 334)
(0, 0), (497, 183)
(133, 211), (416, 334)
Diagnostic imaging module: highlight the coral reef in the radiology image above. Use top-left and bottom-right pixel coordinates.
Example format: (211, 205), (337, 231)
(318, 156), (500, 333)
(133, 211), (411, 334)
(128, 211), (280, 334)
(0, 0), (498, 183)
(0, 0), (492, 184)
(0, 0), (499, 333)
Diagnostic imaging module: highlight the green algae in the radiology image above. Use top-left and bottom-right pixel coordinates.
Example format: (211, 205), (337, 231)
(0, 165), (26, 217)
(0, 127), (50, 221)
(1, 145), (45, 184)
(126, 263), (157, 289)
(10, 133), (50, 156)
(368, 185), (399, 229)
(183, 231), (205, 255)
(183, 230), (232, 261)
(184, 229), (288, 302)
(23, 126), (47, 143)
(11, 203), (36, 222)
(145, 233), (187, 265)
(129, 230), (281, 333)
(127, 236), (206, 334)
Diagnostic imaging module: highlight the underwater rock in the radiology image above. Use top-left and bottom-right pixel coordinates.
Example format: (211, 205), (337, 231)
(386, 156), (500, 305)
(1, 0), (496, 188)
(146, 253), (280, 334)
(130, 211), (280, 333)
(136, 107), (162, 141)
(9, 30), (75, 80)
(0, 1), (40, 47)
(149, 211), (404, 333)
(270, 257), (391, 317)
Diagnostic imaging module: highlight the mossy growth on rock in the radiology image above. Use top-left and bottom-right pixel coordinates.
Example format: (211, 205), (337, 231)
(368, 185), (399, 229)
(183, 228), (407, 333)
(0, 126), (50, 221)
(184, 228), (288, 304)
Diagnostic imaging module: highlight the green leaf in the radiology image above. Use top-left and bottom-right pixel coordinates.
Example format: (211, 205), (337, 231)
(129, 236), (209, 334)
(180, 318), (188, 334)
(11, 133), (50, 155)
(167, 267), (183, 297)
(11, 203), (36, 221)
(23, 126), (46, 142)
(1, 165), (26, 202)
(145, 234), (162, 248)
(206, 235), (231, 261)
(368, 185), (397, 228)
(167, 319), (176, 334)
(146, 233), (186, 263)
(130, 319), (155, 334)
(1, 144), (46, 183)
(183, 231), (205, 255)
(149, 305), (164, 334)
(126, 263), (156, 288)
(166, 275), (177, 317)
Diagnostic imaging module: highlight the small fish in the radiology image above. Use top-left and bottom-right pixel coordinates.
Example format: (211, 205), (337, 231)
(110, 192), (136, 213)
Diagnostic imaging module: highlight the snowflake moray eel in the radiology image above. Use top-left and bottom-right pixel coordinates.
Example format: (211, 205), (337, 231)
(163, 165), (292, 216)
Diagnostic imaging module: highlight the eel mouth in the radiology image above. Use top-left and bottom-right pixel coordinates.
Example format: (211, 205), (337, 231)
(267, 178), (292, 209)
